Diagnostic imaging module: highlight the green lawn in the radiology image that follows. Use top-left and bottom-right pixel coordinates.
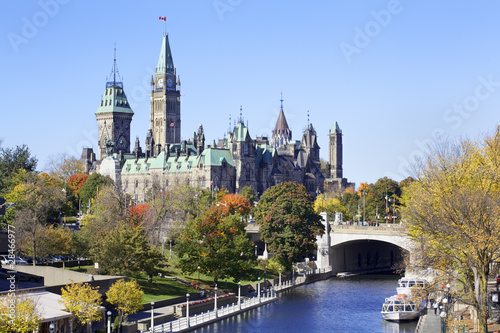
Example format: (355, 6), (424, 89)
(136, 276), (199, 303)
(64, 253), (278, 303)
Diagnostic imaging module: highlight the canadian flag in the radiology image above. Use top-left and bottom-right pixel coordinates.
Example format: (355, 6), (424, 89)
(159, 16), (166, 21)
(169, 122), (175, 127)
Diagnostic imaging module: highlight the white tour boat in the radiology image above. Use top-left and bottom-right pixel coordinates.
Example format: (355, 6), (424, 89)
(381, 294), (420, 321)
(396, 277), (426, 295)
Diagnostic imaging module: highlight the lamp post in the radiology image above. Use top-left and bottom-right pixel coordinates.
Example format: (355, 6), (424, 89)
(107, 311), (112, 333)
(214, 285), (218, 318)
(49, 323), (55, 333)
(238, 281), (241, 310)
(362, 190), (366, 223)
(255, 244), (258, 257)
(150, 301), (155, 332)
(258, 277), (261, 302)
(197, 266), (201, 288)
(279, 267), (282, 290)
(186, 293), (190, 328)
(292, 265), (295, 285)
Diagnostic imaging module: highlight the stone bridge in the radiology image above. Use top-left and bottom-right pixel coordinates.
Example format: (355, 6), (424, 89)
(317, 213), (413, 274)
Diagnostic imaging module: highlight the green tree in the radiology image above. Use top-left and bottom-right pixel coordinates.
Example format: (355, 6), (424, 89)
(402, 135), (500, 333)
(78, 173), (114, 212)
(106, 279), (143, 327)
(239, 185), (256, 207)
(94, 224), (166, 281)
(254, 182), (324, 270)
(0, 144), (37, 196)
(0, 294), (42, 332)
(176, 205), (256, 284)
(60, 282), (102, 333)
(11, 173), (66, 264)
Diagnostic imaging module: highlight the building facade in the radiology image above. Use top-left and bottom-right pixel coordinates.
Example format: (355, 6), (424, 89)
(85, 34), (352, 202)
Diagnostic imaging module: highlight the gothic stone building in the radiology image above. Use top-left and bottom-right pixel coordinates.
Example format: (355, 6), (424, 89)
(85, 34), (352, 202)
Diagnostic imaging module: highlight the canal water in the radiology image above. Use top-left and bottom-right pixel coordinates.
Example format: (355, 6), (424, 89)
(192, 275), (417, 333)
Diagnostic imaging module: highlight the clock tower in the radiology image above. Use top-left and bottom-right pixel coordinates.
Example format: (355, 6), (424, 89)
(96, 49), (134, 160)
(149, 34), (181, 156)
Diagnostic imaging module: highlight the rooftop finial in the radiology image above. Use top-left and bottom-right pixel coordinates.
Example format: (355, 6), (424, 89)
(239, 105), (243, 124)
(106, 44), (123, 88)
(228, 114), (232, 133)
(280, 91), (284, 110)
(307, 110), (310, 125)
(113, 43), (116, 86)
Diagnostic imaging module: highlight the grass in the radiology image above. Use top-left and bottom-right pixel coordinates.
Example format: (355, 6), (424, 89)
(63, 253), (278, 303)
(136, 276), (200, 303)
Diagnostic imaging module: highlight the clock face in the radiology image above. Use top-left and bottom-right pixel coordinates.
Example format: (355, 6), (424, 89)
(158, 78), (164, 87)
(167, 78), (173, 87)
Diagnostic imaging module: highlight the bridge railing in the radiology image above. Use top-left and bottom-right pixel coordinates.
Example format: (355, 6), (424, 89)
(331, 223), (406, 235)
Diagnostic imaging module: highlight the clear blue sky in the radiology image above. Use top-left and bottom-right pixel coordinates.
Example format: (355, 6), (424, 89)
(2, 1), (500, 187)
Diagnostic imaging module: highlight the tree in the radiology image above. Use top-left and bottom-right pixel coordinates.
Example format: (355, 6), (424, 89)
(106, 279), (143, 327)
(239, 185), (256, 207)
(254, 182), (324, 270)
(93, 224), (166, 281)
(67, 174), (89, 195)
(60, 282), (102, 333)
(0, 144), (37, 196)
(0, 294), (42, 332)
(44, 153), (85, 183)
(78, 173), (114, 212)
(176, 205), (256, 284)
(218, 193), (252, 216)
(11, 173), (66, 264)
(402, 135), (500, 333)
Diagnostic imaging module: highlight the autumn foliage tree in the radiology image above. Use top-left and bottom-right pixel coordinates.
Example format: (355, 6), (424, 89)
(106, 279), (143, 327)
(403, 135), (500, 333)
(217, 193), (252, 216)
(60, 282), (102, 333)
(0, 294), (42, 333)
(67, 174), (89, 195)
(176, 205), (256, 284)
(254, 182), (324, 270)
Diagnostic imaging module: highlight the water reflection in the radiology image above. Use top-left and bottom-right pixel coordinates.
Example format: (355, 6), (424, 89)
(192, 275), (417, 333)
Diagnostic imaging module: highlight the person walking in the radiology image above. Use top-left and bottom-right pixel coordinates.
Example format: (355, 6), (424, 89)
(433, 301), (438, 315)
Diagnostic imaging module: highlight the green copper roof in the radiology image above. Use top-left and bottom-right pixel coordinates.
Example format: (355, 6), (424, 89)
(331, 121), (342, 133)
(157, 34), (175, 75)
(96, 85), (134, 115)
(233, 122), (252, 142)
(201, 148), (234, 167)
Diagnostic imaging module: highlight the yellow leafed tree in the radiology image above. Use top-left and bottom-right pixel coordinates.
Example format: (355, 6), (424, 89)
(0, 294), (43, 333)
(106, 279), (144, 328)
(60, 282), (102, 333)
(402, 134), (500, 333)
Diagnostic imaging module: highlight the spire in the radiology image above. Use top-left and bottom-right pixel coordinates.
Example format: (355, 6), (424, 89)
(156, 34), (175, 75)
(106, 45), (123, 88)
(271, 95), (292, 149)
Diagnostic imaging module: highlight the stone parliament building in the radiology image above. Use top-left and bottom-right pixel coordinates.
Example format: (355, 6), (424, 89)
(82, 34), (353, 202)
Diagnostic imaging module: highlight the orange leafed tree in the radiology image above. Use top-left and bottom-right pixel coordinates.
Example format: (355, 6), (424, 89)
(127, 204), (151, 226)
(218, 193), (251, 216)
(357, 182), (369, 196)
(67, 174), (89, 195)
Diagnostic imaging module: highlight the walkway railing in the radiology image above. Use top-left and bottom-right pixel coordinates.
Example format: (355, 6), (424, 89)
(145, 292), (277, 333)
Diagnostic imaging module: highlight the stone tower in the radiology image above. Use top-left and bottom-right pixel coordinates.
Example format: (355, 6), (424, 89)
(329, 122), (343, 179)
(270, 97), (292, 149)
(301, 123), (320, 162)
(95, 49), (134, 160)
(149, 34), (181, 156)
